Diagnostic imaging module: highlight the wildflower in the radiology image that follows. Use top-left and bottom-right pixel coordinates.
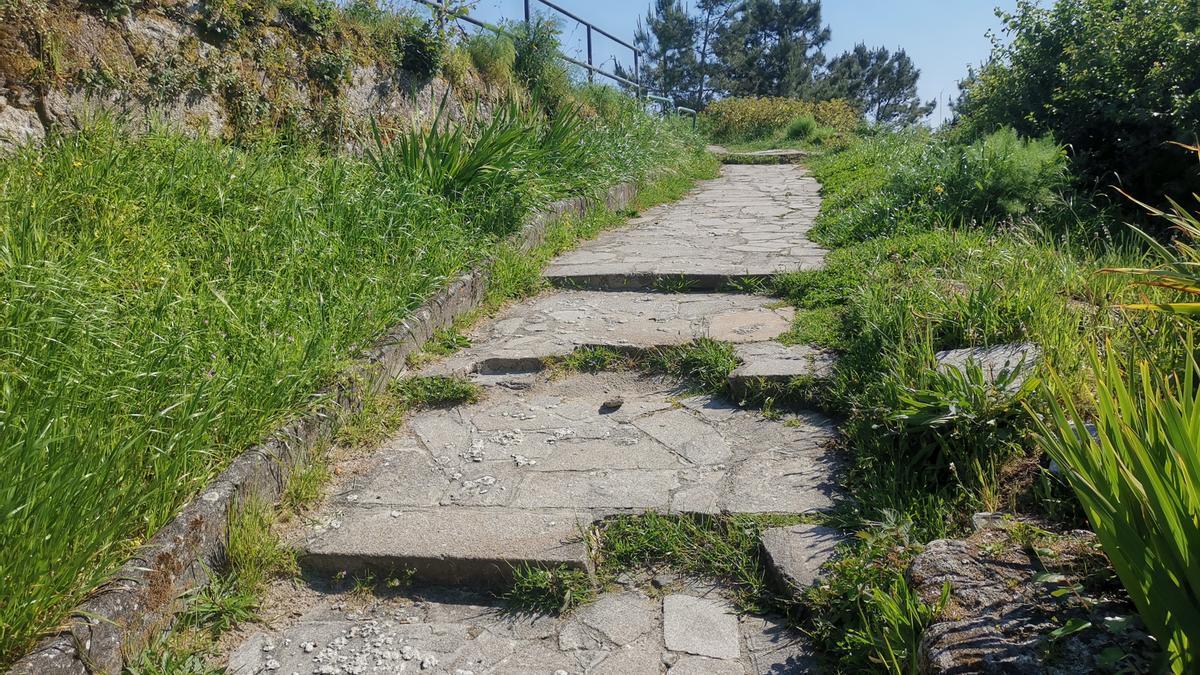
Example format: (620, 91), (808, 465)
(72, 161), (83, 168)
(933, 184), (944, 194)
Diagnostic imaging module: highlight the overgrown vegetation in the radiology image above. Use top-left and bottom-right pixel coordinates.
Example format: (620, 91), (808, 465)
(953, 0), (1200, 206)
(0, 64), (707, 666)
(554, 338), (739, 397)
(593, 512), (808, 613)
(776, 100), (1182, 673)
(700, 96), (860, 149)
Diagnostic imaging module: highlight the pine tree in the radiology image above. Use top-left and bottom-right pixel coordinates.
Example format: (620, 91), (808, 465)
(817, 44), (934, 125)
(631, 0), (699, 107)
(712, 0), (830, 97)
(693, 0), (735, 108)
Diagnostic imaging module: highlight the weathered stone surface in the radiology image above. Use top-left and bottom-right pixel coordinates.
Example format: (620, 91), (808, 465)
(935, 342), (1041, 388)
(663, 594), (741, 660)
(740, 614), (820, 674)
(544, 165), (825, 289)
(669, 655), (745, 674)
(760, 524), (844, 593)
(911, 529), (1160, 674)
(0, 96), (44, 151)
(301, 507), (590, 586)
(426, 291), (795, 377)
(728, 342), (836, 397)
(226, 583), (817, 674)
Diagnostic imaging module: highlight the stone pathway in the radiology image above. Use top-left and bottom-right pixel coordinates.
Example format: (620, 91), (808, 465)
(544, 165), (823, 289)
(224, 164), (840, 674)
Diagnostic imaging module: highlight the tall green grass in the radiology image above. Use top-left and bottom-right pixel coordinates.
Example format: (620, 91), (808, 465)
(1035, 347), (1200, 673)
(0, 99), (702, 664)
(1032, 183), (1200, 672)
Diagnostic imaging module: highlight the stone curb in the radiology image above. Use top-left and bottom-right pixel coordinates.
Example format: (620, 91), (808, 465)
(8, 183), (638, 675)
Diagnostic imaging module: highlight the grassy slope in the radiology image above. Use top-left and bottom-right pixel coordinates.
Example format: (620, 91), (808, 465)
(0, 103), (707, 664)
(776, 132), (1175, 671)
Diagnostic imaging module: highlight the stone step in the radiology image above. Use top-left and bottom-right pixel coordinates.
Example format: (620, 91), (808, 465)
(728, 342), (836, 398)
(226, 582), (816, 675)
(422, 290), (795, 378)
(540, 164), (826, 290)
(759, 523), (845, 597)
(299, 507), (592, 588)
(542, 270), (790, 292)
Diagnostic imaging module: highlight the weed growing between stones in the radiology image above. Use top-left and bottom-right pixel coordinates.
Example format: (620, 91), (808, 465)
(503, 564), (596, 615)
(552, 339), (739, 398)
(590, 512), (809, 615)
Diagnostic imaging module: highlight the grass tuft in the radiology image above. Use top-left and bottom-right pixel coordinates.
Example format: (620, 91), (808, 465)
(504, 564), (595, 615)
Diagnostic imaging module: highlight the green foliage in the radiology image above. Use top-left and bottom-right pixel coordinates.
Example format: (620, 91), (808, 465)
(397, 21), (445, 80)
(554, 339), (738, 396)
(178, 573), (259, 637)
(954, 0), (1200, 203)
(510, 16), (572, 111)
(464, 32), (516, 88)
(278, 0), (336, 34)
(307, 50), (352, 87)
(814, 44), (934, 126)
(785, 114), (817, 140)
(701, 96), (860, 141)
(393, 376), (481, 408)
(1034, 346), (1200, 673)
(504, 564), (595, 614)
(197, 0), (261, 40)
(647, 338), (739, 395)
(632, 0), (699, 107)
(123, 637), (224, 675)
(813, 128), (1069, 246)
(0, 95), (701, 664)
(711, 0), (829, 98)
(367, 98), (534, 230)
(225, 498), (298, 596)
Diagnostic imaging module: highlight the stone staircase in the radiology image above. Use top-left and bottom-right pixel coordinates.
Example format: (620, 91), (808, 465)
(223, 164), (846, 674)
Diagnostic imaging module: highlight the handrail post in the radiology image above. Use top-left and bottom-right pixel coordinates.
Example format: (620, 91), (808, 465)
(634, 50), (641, 97)
(586, 25), (594, 84)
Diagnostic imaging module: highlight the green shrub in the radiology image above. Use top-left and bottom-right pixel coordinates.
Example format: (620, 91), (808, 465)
(441, 46), (473, 88)
(785, 114), (817, 141)
(954, 0), (1200, 206)
(397, 21), (445, 80)
(510, 16), (573, 110)
(813, 128), (1068, 245)
(464, 32), (516, 88)
(700, 96), (860, 141)
(367, 98), (534, 230)
(278, 0), (336, 34)
(307, 50), (352, 87)
(197, 0), (258, 40)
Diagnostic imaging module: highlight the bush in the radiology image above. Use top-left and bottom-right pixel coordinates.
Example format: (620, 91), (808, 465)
(510, 16), (573, 111)
(397, 21), (445, 80)
(813, 128), (1068, 245)
(464, 32), (516, 89)
(785, 114), (817, 141)
(954, 0), (1200, 206)
(278, 0), (336, 34)
(700, 96), (860, 141)
(441, 46), (473, 88)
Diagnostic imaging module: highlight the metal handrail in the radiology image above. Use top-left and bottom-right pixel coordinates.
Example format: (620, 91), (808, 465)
(411, 0), (643, 95)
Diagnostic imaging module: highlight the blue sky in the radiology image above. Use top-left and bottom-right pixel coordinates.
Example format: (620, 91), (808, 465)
(444, 0), (1020, 124)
